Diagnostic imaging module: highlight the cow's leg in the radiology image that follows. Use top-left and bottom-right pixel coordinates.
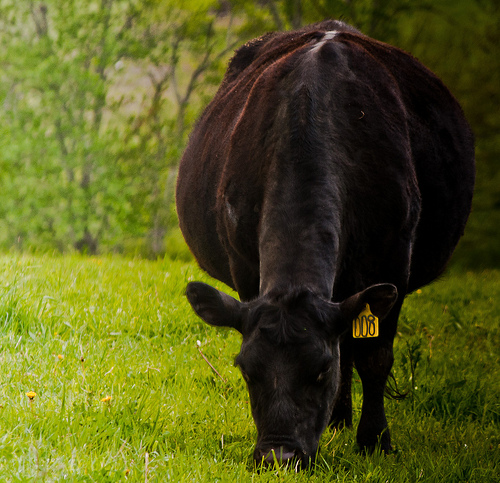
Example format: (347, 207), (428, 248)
(354, 301), (402, 453)
(330, 337), (353, 428)
(354, 340), (394, 452)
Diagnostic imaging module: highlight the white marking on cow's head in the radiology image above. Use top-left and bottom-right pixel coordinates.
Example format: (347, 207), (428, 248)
(309, 31), (339, 53)
(322, 31), (338, 41)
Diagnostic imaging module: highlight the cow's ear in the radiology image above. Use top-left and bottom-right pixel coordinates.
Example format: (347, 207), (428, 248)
(186, 282), (244, 333)
(340, 284), (398, 322)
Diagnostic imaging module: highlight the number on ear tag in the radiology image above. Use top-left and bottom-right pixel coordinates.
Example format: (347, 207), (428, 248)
(353, 304), (379, 338)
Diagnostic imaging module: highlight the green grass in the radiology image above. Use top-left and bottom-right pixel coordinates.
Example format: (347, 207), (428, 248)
(0, 254), (498, 482)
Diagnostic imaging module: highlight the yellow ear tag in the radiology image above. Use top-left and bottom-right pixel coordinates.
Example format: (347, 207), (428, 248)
(353, 304), (379, 338)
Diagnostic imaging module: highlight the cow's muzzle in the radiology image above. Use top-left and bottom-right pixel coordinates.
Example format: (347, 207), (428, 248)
(253, 444), (310, 469)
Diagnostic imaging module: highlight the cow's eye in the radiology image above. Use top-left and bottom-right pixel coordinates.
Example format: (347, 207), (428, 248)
(316, 362), (333, 383)
(240, 367), (251, 383)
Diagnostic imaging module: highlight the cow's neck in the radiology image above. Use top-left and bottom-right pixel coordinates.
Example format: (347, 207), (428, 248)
(258, 160), (341, 300)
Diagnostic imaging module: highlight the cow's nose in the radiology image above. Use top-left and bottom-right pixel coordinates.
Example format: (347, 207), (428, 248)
(254, 446), (297, 466)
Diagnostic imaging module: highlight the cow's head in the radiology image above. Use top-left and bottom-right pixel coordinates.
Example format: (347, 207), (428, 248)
(186, 282), (397, 467)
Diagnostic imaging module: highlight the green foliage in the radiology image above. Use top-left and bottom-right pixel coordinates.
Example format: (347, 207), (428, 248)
(0, 0), (241, 257)
(0, 0), (498, 267)
(0, 255), (498, 480)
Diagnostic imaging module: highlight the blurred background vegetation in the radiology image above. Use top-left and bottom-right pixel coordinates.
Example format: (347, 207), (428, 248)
(0, 0), (498, 268)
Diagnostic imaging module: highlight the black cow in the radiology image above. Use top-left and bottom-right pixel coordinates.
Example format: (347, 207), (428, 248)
(176, 20), (475, 467)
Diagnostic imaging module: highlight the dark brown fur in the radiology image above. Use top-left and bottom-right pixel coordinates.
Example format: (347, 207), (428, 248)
(177, 20), (475, 466)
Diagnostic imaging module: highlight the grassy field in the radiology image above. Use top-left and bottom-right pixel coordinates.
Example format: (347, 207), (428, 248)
(0, 254), (498, 482)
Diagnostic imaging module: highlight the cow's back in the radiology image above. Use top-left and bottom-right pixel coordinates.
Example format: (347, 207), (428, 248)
(176, 21), (475, 296)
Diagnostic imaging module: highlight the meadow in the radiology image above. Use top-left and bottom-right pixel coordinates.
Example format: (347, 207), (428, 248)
(0, 254), (498, 482)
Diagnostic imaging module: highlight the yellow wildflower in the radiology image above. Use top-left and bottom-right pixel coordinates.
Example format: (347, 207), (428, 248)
(26, 391), (37, 400)
(57, 354), (63, 360)
(101, 396), (112, 403)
